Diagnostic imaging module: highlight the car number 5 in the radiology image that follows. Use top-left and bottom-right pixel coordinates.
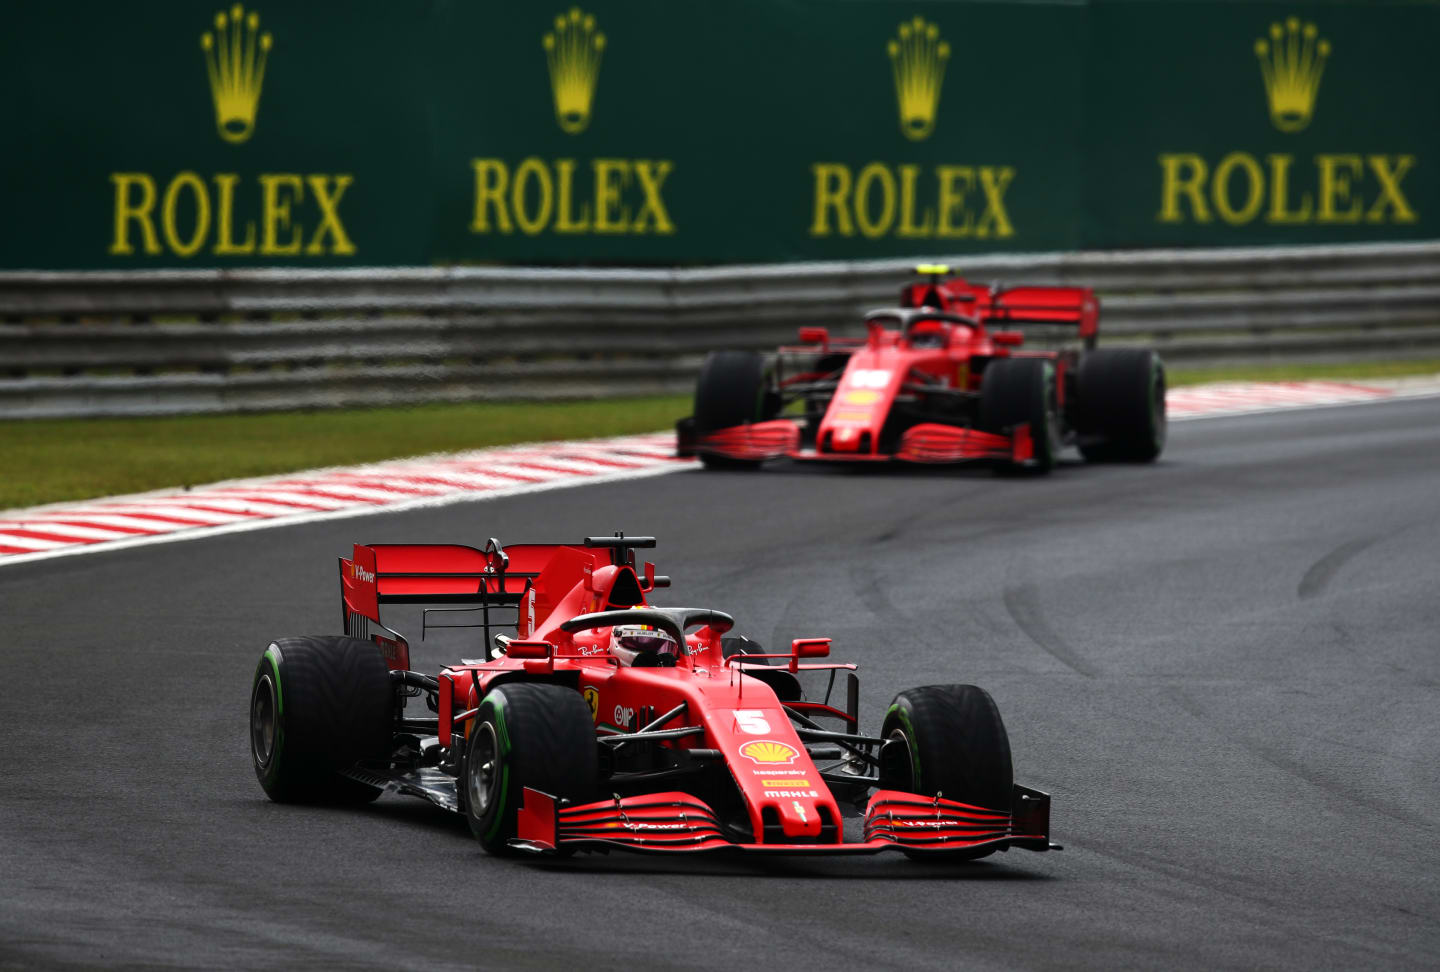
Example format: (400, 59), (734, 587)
(849, 369), (891, 389)
(735, 710), (771, 734)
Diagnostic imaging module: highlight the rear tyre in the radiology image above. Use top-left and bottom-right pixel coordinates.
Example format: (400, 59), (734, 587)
(693, 351), (779, 469)
(464, 683), (598, 854)
(1075, 348), (1166, 462)
(980, 358), (1059, 473)
(250, 636), (393, 804)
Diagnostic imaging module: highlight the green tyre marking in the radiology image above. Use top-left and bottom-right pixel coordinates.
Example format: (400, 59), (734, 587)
(886, 703), (923, 792)
(255, 644), (285, 772)
(482, 692), (510, 844)
(262, 644), (284, 717)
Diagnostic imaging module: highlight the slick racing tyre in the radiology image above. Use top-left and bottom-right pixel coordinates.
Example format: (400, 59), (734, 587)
(1075, 348), (1166, 462)
(250, 636), (393, 804)
(464, 682), (598, 854)
(980, 358), (1059, 473)
(693, 350), (780, 469)
(880, 684), (1014, 811)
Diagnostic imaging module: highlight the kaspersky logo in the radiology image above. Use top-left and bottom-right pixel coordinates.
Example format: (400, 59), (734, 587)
(1254, 17), (1330, 133)
(887, 16), (949, 141)
(544, 7), (606, 135)
(201, 4), (273, 144)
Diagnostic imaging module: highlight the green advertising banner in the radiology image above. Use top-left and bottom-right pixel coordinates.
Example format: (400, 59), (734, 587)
(1084, 1), (1437, 248)
(0, 0), (1433, 269)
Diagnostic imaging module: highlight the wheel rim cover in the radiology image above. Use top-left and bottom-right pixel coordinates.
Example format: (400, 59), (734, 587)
(469, 722), (500, 815)
(250, 674), (277, 768)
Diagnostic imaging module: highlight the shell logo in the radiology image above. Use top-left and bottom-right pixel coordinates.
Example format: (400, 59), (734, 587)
(739, 740), (800, 765)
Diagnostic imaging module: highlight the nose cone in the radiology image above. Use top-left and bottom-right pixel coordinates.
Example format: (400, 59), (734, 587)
(767, 791), (826, 840)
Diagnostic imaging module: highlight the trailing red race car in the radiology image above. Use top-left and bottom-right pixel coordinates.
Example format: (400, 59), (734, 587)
(677, 265), (1166, 472)
(249, 534), (1058, 859)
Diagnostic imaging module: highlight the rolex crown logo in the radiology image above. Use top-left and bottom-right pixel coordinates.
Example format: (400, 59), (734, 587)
(887, 16), (949, 141)
(543, 8), (605, 135)
(1254, 16), (1329, 134)
(200, 4), (272, 144)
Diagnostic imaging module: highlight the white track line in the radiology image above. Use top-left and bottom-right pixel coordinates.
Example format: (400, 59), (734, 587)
(3, 379), (1438, 569)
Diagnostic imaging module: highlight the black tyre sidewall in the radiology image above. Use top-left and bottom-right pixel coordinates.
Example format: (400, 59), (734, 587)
(881, 684), (1014, 812)
(694, 350), (776, 435)
(981, 358), (1058, 472)
(463, 682), (599, 854)
(249, 636), (392, 803)
(1076, 349), (1166, 462)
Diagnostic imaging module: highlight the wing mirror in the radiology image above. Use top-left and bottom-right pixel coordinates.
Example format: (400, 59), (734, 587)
(504, 640), (552, 659)
(798, 326), (830, 346)
(791, 637), (831, 658)
(640, 561), (671, 592)
(991, 330), (1024, 346)
(788, 637), (831, 671)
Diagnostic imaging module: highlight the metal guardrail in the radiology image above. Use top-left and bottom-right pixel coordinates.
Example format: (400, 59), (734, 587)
(2, 241), (1438, 418)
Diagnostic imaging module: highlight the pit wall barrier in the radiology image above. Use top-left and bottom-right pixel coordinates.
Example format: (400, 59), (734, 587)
(3, 241), (1437, 417)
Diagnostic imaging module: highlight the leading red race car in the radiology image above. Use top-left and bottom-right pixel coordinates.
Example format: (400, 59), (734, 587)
(248, 534), (1058, 859)
(677, 265), (1166, 472)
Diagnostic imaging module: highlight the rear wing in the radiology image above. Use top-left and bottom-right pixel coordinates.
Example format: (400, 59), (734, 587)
(338, 535), (668, 669)
(340, 539), (555, 669)
(901, 273), (1099, 346)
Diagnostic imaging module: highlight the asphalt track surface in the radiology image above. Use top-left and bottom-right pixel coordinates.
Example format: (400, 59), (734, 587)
(3, 397), (1438, 969)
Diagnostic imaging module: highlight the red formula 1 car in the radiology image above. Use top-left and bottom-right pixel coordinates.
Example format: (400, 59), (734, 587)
(677, 265), (1166, 473)
(248, 534), (1058, 859)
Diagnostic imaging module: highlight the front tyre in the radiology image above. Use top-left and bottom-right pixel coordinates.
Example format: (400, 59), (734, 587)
(250, 636), (393, 804)
(980, 358), (1059, 473)
(880, 684), (1014, 811)
(464, 683), (599, 854)
(693, 350), (780, 470)
(880, 684), (1014, 861)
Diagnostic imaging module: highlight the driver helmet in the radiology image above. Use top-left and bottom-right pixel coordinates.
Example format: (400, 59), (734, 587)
(612, 623), (680, 657)
(908, 319), (948, 348)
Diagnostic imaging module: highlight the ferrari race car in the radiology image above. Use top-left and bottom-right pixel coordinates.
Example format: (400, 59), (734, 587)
(248, 534), (1058, 859)
(677, 265), (1166, 473)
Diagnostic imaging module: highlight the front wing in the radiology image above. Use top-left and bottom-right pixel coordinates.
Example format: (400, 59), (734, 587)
(512, 784), (1058, 857)
(682, 420), (1035, 466)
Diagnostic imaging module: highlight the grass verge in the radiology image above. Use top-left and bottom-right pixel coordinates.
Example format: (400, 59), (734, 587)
(0, 395), (689, 511)
(1166, 358), (1440, 387)
(4, 359), (1438, 511)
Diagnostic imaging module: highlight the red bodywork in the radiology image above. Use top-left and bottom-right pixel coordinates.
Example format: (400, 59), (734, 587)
(339, 536), (1056, 857)
(681, 271), (1099, 467)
